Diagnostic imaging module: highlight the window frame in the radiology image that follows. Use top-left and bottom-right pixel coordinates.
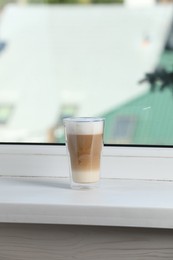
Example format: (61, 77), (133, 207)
(0, 143), (173, 181)
(0, 4), (173, 177)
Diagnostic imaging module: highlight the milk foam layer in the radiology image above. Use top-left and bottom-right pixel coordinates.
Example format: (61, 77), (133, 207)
(64, 119), (104, 135)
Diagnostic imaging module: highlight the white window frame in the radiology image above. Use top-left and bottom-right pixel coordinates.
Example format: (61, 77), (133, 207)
(0, 6), (172, 182)
(0, 144), (173, 181)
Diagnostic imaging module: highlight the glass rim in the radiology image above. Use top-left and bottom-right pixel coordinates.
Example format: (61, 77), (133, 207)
(63, 117), (104, 123)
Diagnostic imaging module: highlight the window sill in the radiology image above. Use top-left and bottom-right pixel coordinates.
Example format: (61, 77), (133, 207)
(0, 176), (173, 229)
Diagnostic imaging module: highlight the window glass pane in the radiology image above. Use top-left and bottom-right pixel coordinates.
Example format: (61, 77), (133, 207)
(0, 0), (172, 145)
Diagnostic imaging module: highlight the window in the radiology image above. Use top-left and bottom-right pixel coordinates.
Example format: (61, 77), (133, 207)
(0, 0), (172, 146)
(0, 0), (173, 182)
(110, 115), (136, 144)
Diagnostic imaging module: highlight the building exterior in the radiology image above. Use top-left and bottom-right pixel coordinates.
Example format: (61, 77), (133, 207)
(103, 51), (173, 145)
(0, 4), (172, 143)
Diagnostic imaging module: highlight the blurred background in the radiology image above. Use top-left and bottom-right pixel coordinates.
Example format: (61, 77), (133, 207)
(0, 0), (172, 145)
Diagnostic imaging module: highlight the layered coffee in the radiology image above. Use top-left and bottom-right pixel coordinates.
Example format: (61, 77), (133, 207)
(64, 118), (104, 185)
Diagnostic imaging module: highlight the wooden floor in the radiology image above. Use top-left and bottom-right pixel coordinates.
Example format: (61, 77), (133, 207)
(0, 223), (173, 260)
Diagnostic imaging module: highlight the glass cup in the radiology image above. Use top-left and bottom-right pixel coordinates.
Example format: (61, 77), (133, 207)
(63, 117), (104, 189)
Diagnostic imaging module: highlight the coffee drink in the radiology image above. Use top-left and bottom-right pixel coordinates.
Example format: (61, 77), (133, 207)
(67, 133), (103, 183)
(64, 118), (104, 187)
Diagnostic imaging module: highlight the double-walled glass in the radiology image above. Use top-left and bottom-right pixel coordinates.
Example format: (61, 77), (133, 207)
(63, 117), (104, 189)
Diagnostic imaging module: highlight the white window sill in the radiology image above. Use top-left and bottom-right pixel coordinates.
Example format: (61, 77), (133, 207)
(1, 176), (173, 229)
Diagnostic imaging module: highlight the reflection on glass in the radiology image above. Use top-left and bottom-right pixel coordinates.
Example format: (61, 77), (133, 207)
(0, 0), (172, 145)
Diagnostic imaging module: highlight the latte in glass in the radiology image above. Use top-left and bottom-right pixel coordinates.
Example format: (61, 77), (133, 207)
(64, 117), (104, 189)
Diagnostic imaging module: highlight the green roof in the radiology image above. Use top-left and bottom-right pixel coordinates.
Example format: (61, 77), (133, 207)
(103, 51), (173, 145)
